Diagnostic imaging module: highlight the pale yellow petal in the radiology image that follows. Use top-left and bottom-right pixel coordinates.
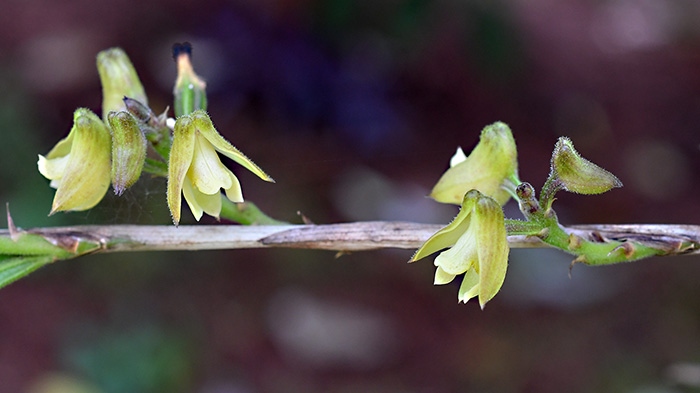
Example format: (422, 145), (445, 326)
(410, 190), (478, 262)
(434, 266), (456, 285)
(458, 268), (480, 304)
(223, 172), (243, 203)
(182, 177), (223, 220)
(433, 224), (478, 275)
(37, 154), (70, 181)
(450, 147), (467, 167)
(188, 133), (233, 195)
(182, 178), (203, 221)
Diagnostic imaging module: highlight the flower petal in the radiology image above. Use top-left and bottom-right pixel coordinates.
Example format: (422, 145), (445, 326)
(411, 190), (478, 262)
(450, 147), (467, 167)
(188, 133), (233, 195)
(223, 172), (243, 203)
(182, 177), (222, 221)
(433, 221), (478, 275)
(182, 178), (203, 221)
(434, 266), (456, 285)
(37, 154), (70, 183)
(458, 268), (480, 304)
(191, 110), (274, 182)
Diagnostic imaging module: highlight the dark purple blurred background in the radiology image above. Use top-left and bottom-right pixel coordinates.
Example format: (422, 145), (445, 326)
(1, 1), (700, 392)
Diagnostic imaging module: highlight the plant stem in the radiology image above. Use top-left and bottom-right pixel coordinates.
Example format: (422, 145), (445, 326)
(1, 222), (697, 257)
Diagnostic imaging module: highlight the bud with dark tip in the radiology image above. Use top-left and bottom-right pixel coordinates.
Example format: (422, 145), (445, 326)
(173, 42), (207, 117)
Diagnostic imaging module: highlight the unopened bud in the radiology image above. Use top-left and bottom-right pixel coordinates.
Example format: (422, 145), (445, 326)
(173, 42), (207, 117)
(108, 111), (147, 195)
(551, 137), (622, 194)
(97, 48), (148, 123)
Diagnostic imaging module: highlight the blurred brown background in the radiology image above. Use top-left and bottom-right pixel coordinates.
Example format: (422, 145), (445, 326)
(1, 0), (700, 392)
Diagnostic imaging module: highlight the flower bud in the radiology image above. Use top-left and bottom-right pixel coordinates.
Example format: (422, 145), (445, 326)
(37, 108), (111, 213)
(551, 137), (622, 194)
(96, 48), (148, 123)
(108, 111), (147, 195)
(173, 42), (207, 117)
(430, 122), (519, 206)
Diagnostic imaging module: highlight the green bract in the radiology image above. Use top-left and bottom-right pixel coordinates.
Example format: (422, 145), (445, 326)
(412, 189), (509, 308)
(167, 110), (274, 225)
(430, 122), (518, 206)
(550, 137), (622, 195)
(37, 109), (112, 213)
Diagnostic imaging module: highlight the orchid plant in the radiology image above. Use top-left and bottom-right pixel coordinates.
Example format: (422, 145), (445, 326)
(1, 44), (697, 307)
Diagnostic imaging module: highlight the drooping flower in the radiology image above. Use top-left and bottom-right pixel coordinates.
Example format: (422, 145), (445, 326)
(412, 189), (509, 308)
(37, 108), (112, 214)
(430, 122), (519, 206)
(167, 110), (274, 224)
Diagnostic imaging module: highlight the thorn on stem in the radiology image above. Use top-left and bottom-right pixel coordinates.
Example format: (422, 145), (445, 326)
(6, 203), (20, 241)
(608, 242), (635, 259)
(569, 255), (587, 279)
(297, 211), (314, 225)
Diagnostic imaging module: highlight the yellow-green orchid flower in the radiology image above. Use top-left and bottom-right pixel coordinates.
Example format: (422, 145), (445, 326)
(167, 110), (274, 224)
(412, 189), (509, 308)
(430, 122), (519, 206)
(37, 108), (112, 214)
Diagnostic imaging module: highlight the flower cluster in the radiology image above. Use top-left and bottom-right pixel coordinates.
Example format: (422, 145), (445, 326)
(410, 122), (519, 306)
(36, 46), (628, 309)
(37, 46), (273, 223)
